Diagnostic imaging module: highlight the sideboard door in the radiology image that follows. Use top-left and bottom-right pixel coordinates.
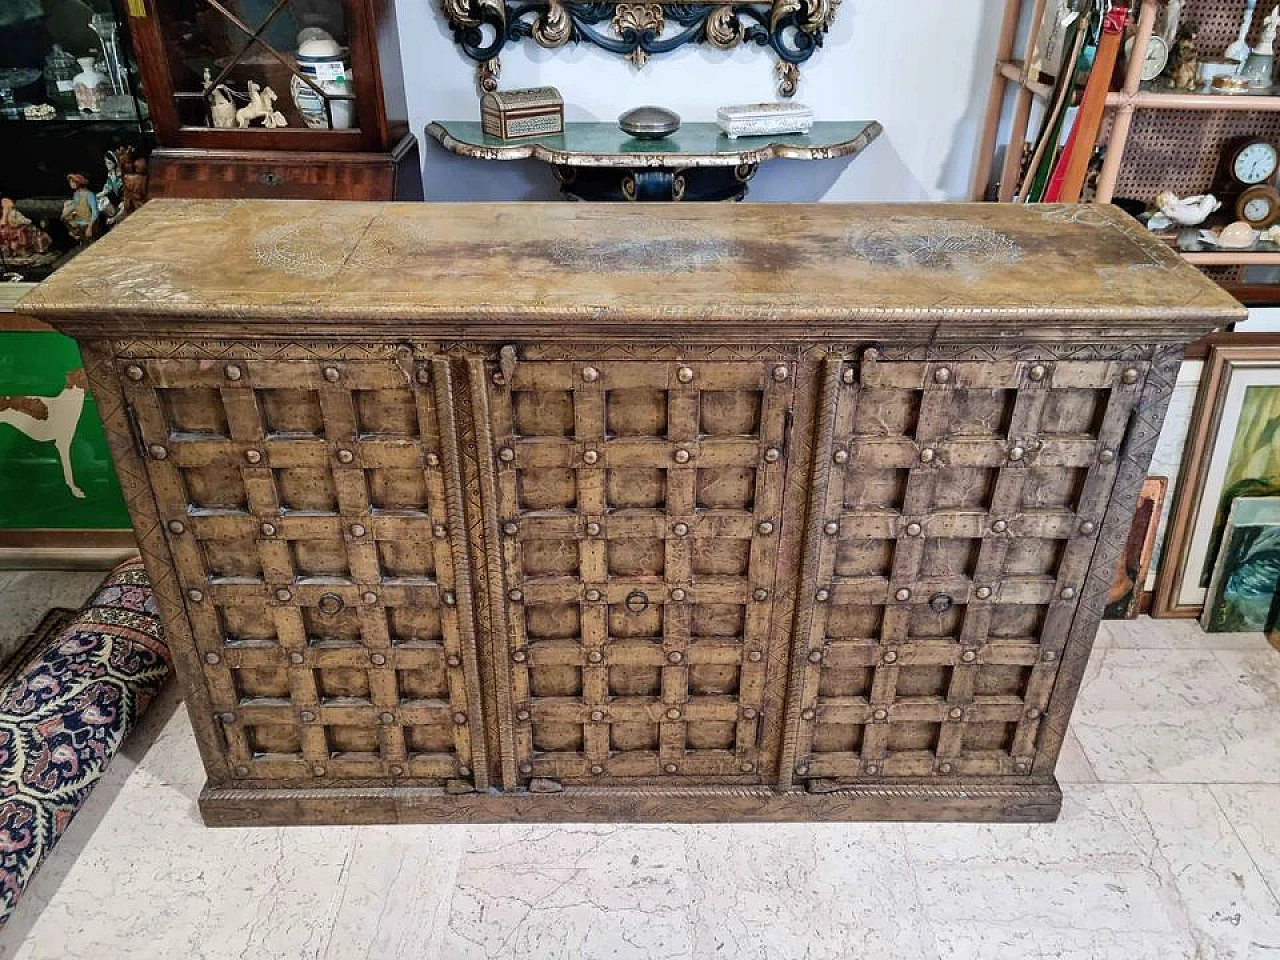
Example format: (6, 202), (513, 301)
(478, 352), (797, 785)
(786, 351), (1145, 786)
(119, 351), (488, 790)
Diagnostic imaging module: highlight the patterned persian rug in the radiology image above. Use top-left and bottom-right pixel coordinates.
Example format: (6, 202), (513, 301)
(0, 610), (76, 693)
(0, 558), (171, 925)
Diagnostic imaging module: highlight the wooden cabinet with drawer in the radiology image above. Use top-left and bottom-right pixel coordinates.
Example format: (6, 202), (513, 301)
(22, 199), (1241, 825)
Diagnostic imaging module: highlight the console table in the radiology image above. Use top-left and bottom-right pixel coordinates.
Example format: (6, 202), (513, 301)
(426, 120), (882, 200)
(22, 200), (1240, 826)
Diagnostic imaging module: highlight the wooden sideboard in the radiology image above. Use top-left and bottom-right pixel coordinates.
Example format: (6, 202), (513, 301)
(21, 200), (1241, 825)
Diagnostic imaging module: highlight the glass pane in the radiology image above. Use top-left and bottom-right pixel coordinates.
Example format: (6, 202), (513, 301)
(159, 0), (358, 132)
(0, 0), (148, 282)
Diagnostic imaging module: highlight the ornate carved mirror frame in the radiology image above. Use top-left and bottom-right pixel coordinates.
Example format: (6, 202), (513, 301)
(440, 0), (840, 97)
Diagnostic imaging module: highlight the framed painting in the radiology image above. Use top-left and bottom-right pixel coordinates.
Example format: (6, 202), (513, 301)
(1155, 345), (1280, 617)
(1201, 496), (1280, 632)
(1105, 476), (1167, 619)
(0, 322), (132, 551)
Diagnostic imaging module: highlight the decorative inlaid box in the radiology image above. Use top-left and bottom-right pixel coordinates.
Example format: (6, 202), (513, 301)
(22, 200), (1241, 826)
(480, 87), (564, 140)
(717, 102), (814, 138)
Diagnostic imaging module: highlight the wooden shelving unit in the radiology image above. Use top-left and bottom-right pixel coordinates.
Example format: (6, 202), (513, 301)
(973, 0), (1280, 293)
(972, 0), (1051, 204)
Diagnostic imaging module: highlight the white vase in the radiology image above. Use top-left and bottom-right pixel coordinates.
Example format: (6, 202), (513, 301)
(72, 56), (109, 114)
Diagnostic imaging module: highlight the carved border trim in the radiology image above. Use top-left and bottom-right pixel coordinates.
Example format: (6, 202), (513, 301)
(432, 356), (492, 791)
(200, 778), (1061, 825)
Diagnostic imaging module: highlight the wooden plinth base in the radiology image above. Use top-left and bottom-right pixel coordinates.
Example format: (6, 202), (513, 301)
(199, 779), (1062, 826)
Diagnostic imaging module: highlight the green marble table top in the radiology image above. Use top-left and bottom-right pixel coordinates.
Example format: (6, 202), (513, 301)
(427, 120), (882, 168)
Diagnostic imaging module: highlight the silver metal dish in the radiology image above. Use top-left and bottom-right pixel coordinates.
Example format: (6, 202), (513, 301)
(618, 106), (681, 140)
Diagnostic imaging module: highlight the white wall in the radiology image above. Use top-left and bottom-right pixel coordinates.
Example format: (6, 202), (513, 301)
(395, 0), (1009, 201)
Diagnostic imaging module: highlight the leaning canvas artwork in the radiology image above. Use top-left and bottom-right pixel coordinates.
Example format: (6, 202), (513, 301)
(1202, 496), (1280, 633)
(1203, 384), (1280, 592)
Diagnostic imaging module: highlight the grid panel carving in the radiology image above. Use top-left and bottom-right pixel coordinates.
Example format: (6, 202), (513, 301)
(122, 355), (484, 787)
(792, 353), (1144, 782)
(489, 357), (794, 783)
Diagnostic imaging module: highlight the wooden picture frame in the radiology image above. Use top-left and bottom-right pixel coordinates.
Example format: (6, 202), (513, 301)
(1154, 344), (1280, 617)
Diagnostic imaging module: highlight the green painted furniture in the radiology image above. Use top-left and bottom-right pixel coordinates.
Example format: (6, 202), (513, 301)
(427, 120), (883, 201)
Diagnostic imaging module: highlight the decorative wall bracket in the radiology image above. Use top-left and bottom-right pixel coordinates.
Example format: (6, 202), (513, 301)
(440, 0), (840, 97)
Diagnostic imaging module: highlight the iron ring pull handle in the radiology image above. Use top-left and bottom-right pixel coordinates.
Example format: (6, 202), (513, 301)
(624, 590), (649, 614)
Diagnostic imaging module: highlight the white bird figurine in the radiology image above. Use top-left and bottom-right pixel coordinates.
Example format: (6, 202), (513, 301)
(1155, 191), (1222, 226)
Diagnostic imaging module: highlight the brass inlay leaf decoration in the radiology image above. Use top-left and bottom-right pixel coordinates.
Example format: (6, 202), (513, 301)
(848, 221), (1023, 274)
(544, 235), (740, 271)
(253, 223), (349, 279)
(77, 262), (193, 304)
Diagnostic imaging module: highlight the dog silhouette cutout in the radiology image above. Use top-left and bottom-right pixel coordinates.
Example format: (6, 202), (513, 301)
(0, 368), (88, 499)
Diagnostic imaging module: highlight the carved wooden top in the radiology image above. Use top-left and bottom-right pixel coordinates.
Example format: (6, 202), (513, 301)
(23, 199), (1242, 340)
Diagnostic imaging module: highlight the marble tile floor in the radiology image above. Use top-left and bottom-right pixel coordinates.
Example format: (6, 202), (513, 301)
(1, 571), (1279, 959)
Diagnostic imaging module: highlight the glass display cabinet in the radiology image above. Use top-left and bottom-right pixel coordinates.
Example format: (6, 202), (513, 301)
(0, 0), (150, 285)
(0, 0), (142, 551)
(125, 0), (420, 200)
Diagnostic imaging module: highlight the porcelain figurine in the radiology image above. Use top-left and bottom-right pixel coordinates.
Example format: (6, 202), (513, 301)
(120, 156), (148, 221)
(1241, 5), (1279, 89)
(204, 69), (237, 128)
(100, 147), (140, 226)
(1226, 0), (1258, 64)
(202, 72), (287, 129)
(235, 81), (287, 129)
(0, 196), (54, 265)
(1169, 25), (1199, 90)
(1153, 190), (1221, 227)
(61, 173), (100, 243)
(98, 148), (125, 224)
